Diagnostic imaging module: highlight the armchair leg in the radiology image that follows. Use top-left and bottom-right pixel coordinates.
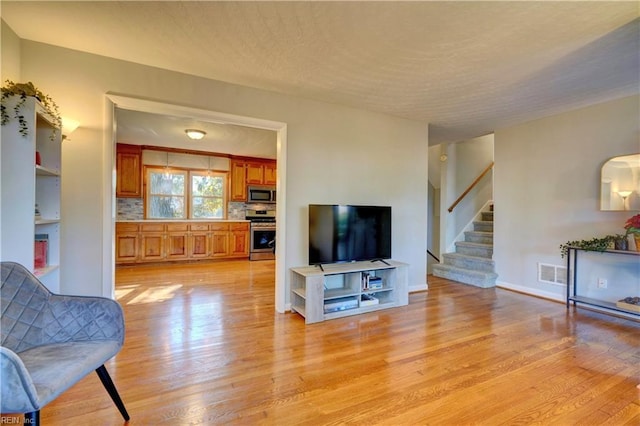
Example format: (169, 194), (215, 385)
(24, 411), (39, 425)
(95, 365), (130, 421)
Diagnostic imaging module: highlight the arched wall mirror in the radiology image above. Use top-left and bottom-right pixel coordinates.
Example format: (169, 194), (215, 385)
(600, 153), (640, 211)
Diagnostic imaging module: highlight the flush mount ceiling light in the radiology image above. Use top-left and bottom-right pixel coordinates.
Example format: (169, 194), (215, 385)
(185, 129), (206, 140)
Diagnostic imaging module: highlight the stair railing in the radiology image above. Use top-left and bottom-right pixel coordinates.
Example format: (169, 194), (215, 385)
(447, 161), (494, 213)
(427, 249), (440, 263)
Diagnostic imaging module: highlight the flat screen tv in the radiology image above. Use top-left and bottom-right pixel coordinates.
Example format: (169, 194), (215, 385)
(308, 204), (391, 265)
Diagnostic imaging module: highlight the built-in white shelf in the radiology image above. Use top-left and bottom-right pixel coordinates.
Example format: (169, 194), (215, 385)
(35, 165), (61, 176)
(1, 95), (62, 293)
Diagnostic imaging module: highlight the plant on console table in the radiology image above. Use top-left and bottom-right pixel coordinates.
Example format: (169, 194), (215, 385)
(559, 236), (613, 259)
(611, 234), (629, 251)
(1, 80), (62, 139)
(624, 213), (640, 252)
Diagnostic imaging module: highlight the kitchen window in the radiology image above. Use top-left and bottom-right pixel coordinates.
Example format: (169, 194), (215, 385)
(145, 167), (227, 219)
(190, 171), (226, 219)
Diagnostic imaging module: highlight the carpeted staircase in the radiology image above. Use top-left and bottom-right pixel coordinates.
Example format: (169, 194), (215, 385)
(432, 206), (497, 288)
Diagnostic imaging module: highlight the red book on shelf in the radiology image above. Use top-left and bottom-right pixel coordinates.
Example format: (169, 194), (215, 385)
(34, 240), (48, 269)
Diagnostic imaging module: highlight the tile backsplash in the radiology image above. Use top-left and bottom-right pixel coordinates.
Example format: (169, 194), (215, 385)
(227, 202), (248, 219)
(117, 198), (144, 220)
(117, 199), (257, 220)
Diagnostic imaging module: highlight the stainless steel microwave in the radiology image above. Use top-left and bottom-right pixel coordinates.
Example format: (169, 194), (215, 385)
(247, 186), (276, 203)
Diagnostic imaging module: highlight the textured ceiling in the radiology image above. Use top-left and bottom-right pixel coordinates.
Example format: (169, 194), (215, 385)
(2, 1), (638, 147)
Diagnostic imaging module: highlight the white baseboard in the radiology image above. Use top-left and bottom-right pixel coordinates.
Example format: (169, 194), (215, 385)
(496, 280), (564, 303)
(409, 283), (428, 293)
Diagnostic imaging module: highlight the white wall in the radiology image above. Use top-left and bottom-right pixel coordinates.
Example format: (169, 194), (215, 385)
(441, 134), (494, 252)
(15, 39), (428, 298)
(60, 126), (105, 294)
(494, 95), (639, 300)
(0, 20), (21, 82)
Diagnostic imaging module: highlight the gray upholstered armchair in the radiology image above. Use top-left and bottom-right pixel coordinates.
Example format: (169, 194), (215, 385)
(1, 262), (129, 424)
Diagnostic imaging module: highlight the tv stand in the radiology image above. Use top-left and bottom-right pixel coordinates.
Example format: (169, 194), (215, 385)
(290, 260), (409, 324)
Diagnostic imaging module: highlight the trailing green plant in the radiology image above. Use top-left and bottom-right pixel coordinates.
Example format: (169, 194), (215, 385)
(559, 236), (613, 258)
(1, 80), (62, 139)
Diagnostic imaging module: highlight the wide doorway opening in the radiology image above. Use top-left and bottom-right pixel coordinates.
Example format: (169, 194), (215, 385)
(105, 95), (288, 312)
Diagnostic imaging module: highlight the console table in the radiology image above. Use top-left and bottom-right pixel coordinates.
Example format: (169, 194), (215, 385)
(566, 247), (639, 318)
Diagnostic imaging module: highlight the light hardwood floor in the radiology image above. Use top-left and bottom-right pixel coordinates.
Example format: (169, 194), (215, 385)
(8, 260), (640, 425)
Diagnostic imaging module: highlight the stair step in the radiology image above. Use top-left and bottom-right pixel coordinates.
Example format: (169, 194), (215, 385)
(432, 264), (497, 288)
(455, 241), (493, 258)
(442, 253), (495, 272)
(473, 221), (494, 232)
(433, 204), (496, 288)
(464, 231), (493, 244)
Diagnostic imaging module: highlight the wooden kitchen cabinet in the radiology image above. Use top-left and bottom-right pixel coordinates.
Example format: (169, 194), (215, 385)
(210, 223), (230, 257)
(166, 223), (189, 260)
(139, 232), (165, 262)
(138, 224), (165, 262)
(209, 222), (248, 258)
(210, 233), (230, 257)
(189, 232), (210, 258)
(115, 221), (250, 264)
(246, 160), (277, 185)
(116, 143), (142, 198)
(229, 158), (276, 201)
(229, 223), (250, 257)
(230, 160), (247, 201)
(246, 161), (265, 185)
(188, 223), (210, 259)
(115, 223), (139, 264)
(263, 162), (277, 185)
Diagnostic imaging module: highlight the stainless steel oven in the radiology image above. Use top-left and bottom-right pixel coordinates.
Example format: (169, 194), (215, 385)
(246, 208), (276, 260)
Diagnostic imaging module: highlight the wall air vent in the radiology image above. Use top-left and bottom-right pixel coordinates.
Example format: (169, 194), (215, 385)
(538, 263), (567, 286)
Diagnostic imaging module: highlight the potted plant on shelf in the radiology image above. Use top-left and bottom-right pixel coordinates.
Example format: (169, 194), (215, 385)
(624, 213), (640, 252)
(0, 80), (62, 139)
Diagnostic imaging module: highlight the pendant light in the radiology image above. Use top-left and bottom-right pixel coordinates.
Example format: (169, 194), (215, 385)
(163, 152), (170, 178)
